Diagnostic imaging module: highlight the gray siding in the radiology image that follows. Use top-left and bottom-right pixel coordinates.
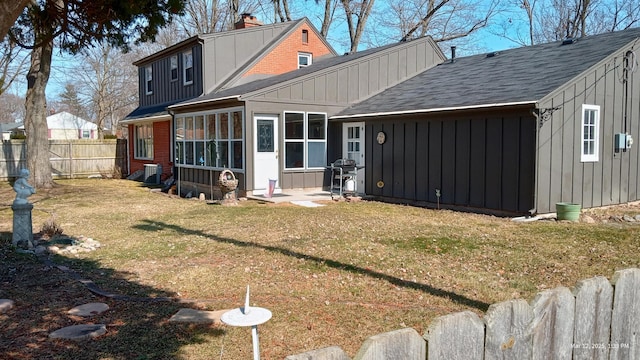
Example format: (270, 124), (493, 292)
(138, 44), (204, 107)
(249, 37), (444, 107)
(365, 109), (536, 214)
(536, 46), (640, 213)
(202, 24), (292, 92)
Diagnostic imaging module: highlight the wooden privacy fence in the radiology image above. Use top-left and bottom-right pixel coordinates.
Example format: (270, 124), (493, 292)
(286, 268), (640, 360)
(0, 139), (127, 180)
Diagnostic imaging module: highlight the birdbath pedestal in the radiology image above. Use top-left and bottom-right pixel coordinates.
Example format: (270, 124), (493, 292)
(221, 286), (272, 360)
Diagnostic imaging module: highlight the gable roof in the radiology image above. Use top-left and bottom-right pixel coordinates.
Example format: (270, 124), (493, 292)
(169, 37), (446, 110)
(126, 19), (337, 121)
(47, 112), (97, 130)
(334, 27), (640, 119)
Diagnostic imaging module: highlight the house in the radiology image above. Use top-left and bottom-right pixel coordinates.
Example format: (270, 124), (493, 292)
(127, 13), (639, 214)
(121, 14), (338, 184)
(166, 36), (445, 196)
(332, 27), (640, 215)
(0, 122), (23, 140)
(45, 111), (98, 140)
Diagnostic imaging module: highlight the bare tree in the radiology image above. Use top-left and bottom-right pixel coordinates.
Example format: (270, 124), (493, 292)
(341, 0), (376, 53)
(497, 0), (640, 47)
(77, 44), (138, 139)
(0, 36), (27, 95)
(0, 91), (25, 123)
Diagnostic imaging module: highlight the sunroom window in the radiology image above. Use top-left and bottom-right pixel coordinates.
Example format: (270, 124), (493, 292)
(175, 109), (243, 170)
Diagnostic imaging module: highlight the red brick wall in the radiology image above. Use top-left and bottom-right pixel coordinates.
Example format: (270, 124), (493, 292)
(243, 24), (333, 77)
(128, 120), (173, 181)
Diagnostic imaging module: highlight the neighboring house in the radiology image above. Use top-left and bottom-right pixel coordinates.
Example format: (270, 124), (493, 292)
(45, 111), (98, 140)
(0, 122), (23, 140)
(16, 112), (97, 140)
(333, 27), (640, 215)
(122, 14), (338, 183)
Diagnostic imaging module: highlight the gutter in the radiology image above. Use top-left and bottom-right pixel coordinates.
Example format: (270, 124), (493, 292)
(530, 104), (541, 216)
(167, 95), (242, 111)
(331, 101), (537, 120)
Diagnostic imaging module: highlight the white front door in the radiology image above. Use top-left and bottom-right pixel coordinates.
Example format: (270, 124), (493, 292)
(343, 122), (365, 194)
(253, 115), (280, 195)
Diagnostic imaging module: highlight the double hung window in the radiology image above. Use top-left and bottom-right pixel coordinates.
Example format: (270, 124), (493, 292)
(581, 104), (600, 162)
(134, 123), (153, 159)
(284, 112), (326, 169)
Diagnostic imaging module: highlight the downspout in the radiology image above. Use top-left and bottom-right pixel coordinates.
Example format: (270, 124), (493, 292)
(530, 104), (541, 216)
(168, 108), (179, 197)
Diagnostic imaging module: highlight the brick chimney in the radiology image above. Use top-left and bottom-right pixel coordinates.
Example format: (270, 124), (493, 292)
(235, 13), (262, 29)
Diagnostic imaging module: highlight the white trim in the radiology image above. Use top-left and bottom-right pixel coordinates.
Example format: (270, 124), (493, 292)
(580, 104), (600, 163)
(120, 114), (171, 125)
(330, 101), (537, 119)
(167, 95), (242, 110)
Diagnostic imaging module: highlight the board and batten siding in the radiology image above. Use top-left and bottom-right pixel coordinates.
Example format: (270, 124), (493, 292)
(366, 109), (536, 214)
(138, 44), (203, 108)
(202, 23), (290, 90)
(535, 47), (640, 214)
(251, 37), (444, 107)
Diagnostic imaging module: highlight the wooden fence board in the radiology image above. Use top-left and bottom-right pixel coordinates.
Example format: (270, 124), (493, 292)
(285, 346), (351, 360)
(1, 140), (126, 180)
(572, 276), (613, 360)
(425, 311), (484, 360)
(353, 328), (425, 360)
(610, 268), (640, 360)
(530, 287), (575, 360)
(484, 299), (533, 360)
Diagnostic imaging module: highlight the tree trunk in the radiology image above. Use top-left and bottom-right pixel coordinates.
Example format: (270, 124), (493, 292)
(0, 0), (30, 40)
(24, 36), (54, 189)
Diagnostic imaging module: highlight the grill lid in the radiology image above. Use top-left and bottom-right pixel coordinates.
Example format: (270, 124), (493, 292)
(332, 158), (356, 168)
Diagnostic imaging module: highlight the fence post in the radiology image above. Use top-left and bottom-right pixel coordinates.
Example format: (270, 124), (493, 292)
(484, 299), (533, 360)
(572, 276), (613, 360)
(609, 268), (640, 360)
(353, 327), (425, 360)
(425, 311), (484, 360)
(530, 287), (574, 360)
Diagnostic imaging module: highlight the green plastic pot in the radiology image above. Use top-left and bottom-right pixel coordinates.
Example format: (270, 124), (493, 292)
(556, 202), (581, 221)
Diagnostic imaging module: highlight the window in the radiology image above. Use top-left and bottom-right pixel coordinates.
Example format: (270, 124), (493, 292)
(183, 50), (193, 85)
(581, 104), (600, 162)
(145, 66), (153, 95)
(284, 111), (326, 169)
(298, 52), (312, 68)
(302, 29), (309, 44)
(81, 130), (90, 139)
(170, 55), (178, 81)
(134, 123), (153, 159)
(175, 109), (243, 170)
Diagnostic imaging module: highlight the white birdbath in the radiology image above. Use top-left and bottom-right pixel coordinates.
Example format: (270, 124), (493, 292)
(221, 286), (272, 360)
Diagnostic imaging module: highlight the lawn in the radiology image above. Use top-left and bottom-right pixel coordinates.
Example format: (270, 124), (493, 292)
(1, 179), (638, 359)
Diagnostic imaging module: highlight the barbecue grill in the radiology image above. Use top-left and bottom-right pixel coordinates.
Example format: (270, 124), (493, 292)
(330, 158), (358, 199)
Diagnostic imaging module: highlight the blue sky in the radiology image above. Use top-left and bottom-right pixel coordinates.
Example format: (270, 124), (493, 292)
(17, 0), (522, 101)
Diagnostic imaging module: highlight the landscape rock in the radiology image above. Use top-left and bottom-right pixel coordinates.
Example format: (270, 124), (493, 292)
(49, 324), (107, 340)
(622, 214), (636, 222)
(0, 299), (15, 313)
(68, 303), (109, 317)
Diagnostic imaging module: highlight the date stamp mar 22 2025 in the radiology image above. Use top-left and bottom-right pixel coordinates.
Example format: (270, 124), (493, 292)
(571, 342), (630, 349)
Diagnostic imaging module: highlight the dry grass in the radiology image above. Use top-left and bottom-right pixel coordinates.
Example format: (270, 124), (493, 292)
(0, 179), (638, 359)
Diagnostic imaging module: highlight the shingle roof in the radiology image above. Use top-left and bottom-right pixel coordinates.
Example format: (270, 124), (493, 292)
(334, 27), (640, 118)
(169, 42), (410, 109)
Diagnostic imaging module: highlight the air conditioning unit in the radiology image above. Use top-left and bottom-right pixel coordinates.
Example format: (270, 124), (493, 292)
(143, 164), (162, 185)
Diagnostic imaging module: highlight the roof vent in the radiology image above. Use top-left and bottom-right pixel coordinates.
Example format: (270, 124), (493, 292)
(486, 51), (500, 58)
(450, 46), (456, 63)
(562, 38), (577, 45)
